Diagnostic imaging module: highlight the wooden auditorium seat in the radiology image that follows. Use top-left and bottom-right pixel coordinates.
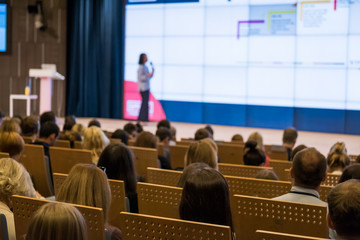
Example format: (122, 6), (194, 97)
(169, 145), (188, 170)
(269, 160), (292, 181)
(129, 146), (159, 181)
(119, 212), (232, 240)
(73, 141), (83, 149)
(231, 195), (329, 240)
(219, 163), (273, 178)
(52, 173), (127, 230)
(54, 139), (71, 148)
(255, 230), (329, 240)
(137, 182), (182, 219)
(12, 195), (106, 240)
(217, 143), (244, 164)
(109, 138), (122, 144)
(265, 145), (288, 160)
(22, 136), (33, 144)
(176, 140), (193, 146)
(147, 167), (182, 187)
(0, 152), (9, 158)
(49, 146), (92, 174)
(283, 169), (340, 187)
(19, 144), (53, 197)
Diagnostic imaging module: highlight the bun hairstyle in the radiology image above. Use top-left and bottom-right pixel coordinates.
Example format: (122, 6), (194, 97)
(327, 142), (350, 173)
(243, 140), (266, 166)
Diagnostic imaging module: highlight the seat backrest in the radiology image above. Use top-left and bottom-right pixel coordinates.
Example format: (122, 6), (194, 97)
(0, 152), (9, 159)
(119, 212), (232, 240)
(176, 141), (193, 146)
(269, 160), (292, 181)
(22, 136), (33, 144)
(12, 195), (106, 240)
(266, 145), (288, 160)
(219, 163), (273, 178)
(231, 194), (328, 240)
(147, 167), (182, 187)
(19, 144), (53, 197)
(109, 138), (121, 144)
(129, 146), (158, 181)
(0, 214), (9, 240)
(137, 182), (182, 219)
(53, 173), (127, 230)
(49, 146), (92, 174)
(225, 175), (291, 198)
(169, 145), (188, 170)
(54, 140), (71, 148)
(255, 230), (329, 240)
(217, 143), (244, 164)
(73, 141), (83, 149)
(322, 173), (340, 187)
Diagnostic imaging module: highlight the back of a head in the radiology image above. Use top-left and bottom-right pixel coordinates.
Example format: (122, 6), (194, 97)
(231, 134), (244, 143)
(0, 158), (36, 204)
(179, 163), (232, 229)
(134, 131), (157, 148)
(40, 111), (56, 126)
(185, 139), (217, 169)
(194, 128), (210, 141)
(124, 123), (137, 138)
(204, 125), (214, 138)
(39, 121), (60, 139)
(291, 144), (307, 161)
(111, 129), (129, 145)
(292, 147), (327, 188)
(282, 128), (298, 144)
(157, 120), (170, 130)
(338, 164), (360, 183)
(21, 116), (39, 137)
(82, 126), (109, 161)
(243, 140), (266, 166)
(0, 119), (21, 134)
(56, 164), (111, 221)
(87, 119), (101, 128)
(170, 126), (176, 141)
(247, 132), (264, 150)
(0, 131), (25, 158)
(156, 127), (172, 142)
(255, 169), (279, 180)
(327, 142), (350, 173)
(135, 122), (143, 133)
(327, 180), (360, 238)
(63, 115), (77, 131)
(72, 123), (86, 137)
(98, 143), (137, 194)
(26, 202), (88, 240)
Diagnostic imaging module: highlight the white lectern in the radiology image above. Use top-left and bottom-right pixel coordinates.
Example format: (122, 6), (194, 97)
(29, 65), (65, 114)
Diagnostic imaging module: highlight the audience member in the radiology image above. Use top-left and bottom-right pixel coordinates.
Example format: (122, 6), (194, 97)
(26, 202), (88, 240)
(135, 122), (143, 133)
(0, 132), (25, 161)
(231, 134), (244, 143)
(327, 180), (360, 240)
(156, 127), (172, 161)
(40, 111), (56, 126)
(123, 123), (137, 141)
(32, 121), (60, 159)
(243, 140), (266, 166)
(338, 164), (360, 183)
(72, 123), (86, 138)
(185, 138), (218, 169)
(82, 126), (109, 164)
(291, 144), (307, 161)
(179, 163), (233, 233)
(205, 125), (214, 139)
(0, 119), (21, 133)
(111, 129), (129, 145)
(58, 130), (82, 148)
(21, 116), (39, 142)
(63, 115), (77, 131)
(56, 164), (122, 240)
(12, 115), (22, 127)
(327, 142), (350, 174)
(0, 158), (37, 240)
(98, 143), (138, 213)
(255, 169), (279, 180)
(282, 128), (298, 161)
(170, 126), (177, 144)
(87, 119), (101, 128)
(194, 128), (211, 141)
(273, 148), (327, 206)
(157, 119), (170, 130)
(247, 132), (270, 166)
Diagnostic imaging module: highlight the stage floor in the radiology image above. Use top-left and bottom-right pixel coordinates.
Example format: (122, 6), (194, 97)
(60, 118), (360, 156)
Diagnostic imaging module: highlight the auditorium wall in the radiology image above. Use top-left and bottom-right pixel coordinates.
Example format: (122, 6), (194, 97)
(0, 0), (66, 117)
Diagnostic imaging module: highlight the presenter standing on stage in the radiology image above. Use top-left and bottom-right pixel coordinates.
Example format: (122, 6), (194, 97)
(137, 53), (154, 122)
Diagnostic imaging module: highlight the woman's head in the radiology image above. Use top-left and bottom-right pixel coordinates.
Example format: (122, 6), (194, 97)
(0, 131), (25, 160)
(56, 164), (111, 221)
(138, 53), (147, 65)
(243, 140), (266, 166)
(82, 126), (109, 164)
(231, 134), (244, 143)
(255, 169), (279, 180)
(0, 119), (21, 134)
(247, 132), (264, 150)
(179, 163), (232, 229)
(134, 131), (157, 149)
(26, 202), (87, 240)
(327, 142), (350, 173)
(98, 143), (137, 194)
(185, 138), (218, 169)
(72, 124), (86, 137)
(0, 158), (36, 205)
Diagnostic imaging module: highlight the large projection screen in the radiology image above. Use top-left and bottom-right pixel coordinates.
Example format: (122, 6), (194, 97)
(124, 0), (360, 133)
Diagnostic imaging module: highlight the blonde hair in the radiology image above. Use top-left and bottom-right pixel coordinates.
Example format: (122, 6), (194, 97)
(56, 164), (111, 221)
(0, 131), (25, 159)
(82, 126), (109, 164)
(0, 119), (21, 134)
(0, 158), (36, 205)
(72, 124), (86, 137)
(185, 138), (218, 169)
(26, 202), (88, 240)
(327, 142), (350, 173)
(247, 132), (264, 150)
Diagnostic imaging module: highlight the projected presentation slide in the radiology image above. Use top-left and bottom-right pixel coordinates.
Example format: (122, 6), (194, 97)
(0, 4), (6, 52)
(125, 0), (360, 110)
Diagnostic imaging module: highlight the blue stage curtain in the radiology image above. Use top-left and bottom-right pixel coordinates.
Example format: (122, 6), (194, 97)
(66, 0), (125, 118)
